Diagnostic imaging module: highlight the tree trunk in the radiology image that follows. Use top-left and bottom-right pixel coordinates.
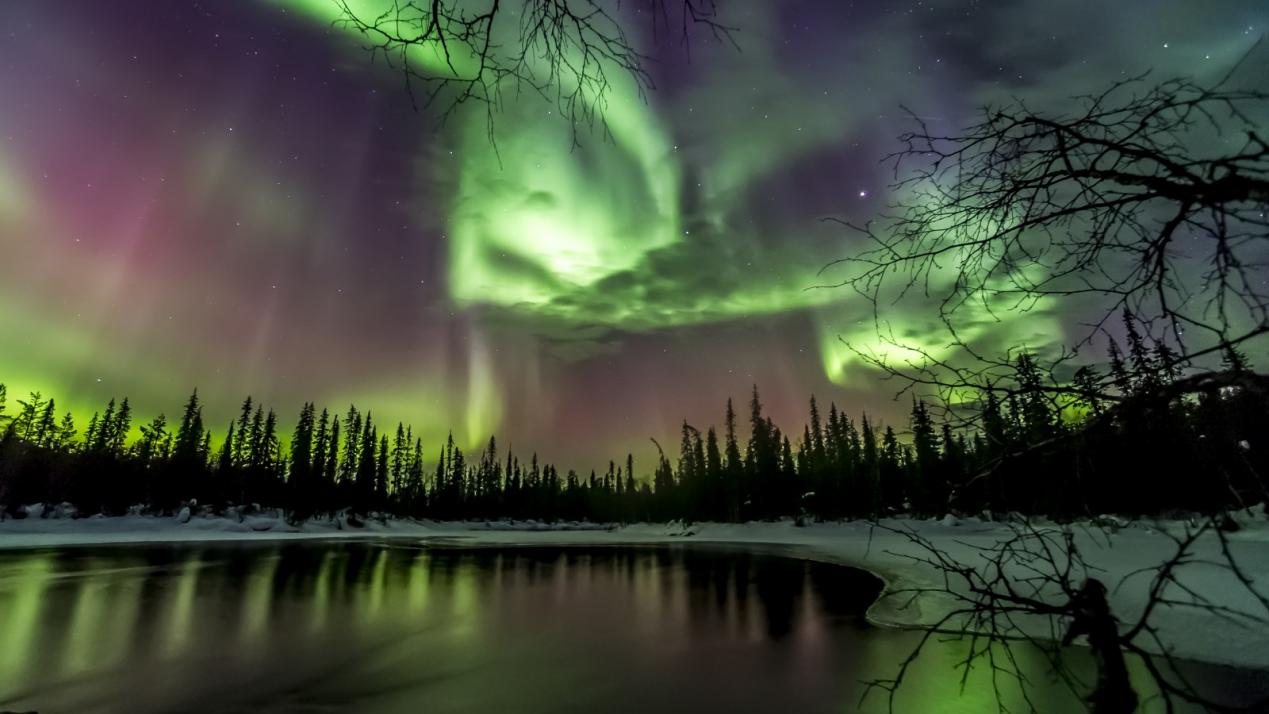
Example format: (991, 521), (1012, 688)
(1065, 578), (1137, 714)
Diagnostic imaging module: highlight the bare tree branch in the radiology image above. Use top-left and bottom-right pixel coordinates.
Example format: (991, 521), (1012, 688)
(334, 0), (735, 145)
(826, 51), (1268, 398)
(865, 518), (1269, 713)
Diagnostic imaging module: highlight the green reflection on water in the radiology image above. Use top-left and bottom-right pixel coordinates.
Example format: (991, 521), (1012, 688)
(0, 544), (1251, 714)
(0, 553), (53, 686)
(61, 564), (107, 676)
(239, 553), (280, 646)
(309, 549), (335, 634)
(161, 554), (201, 656)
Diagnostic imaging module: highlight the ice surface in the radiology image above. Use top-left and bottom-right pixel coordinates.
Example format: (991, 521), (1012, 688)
(2, 508), (1266, 669)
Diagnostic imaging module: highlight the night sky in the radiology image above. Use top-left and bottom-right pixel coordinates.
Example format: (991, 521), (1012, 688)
(1, 0), (1264, 469)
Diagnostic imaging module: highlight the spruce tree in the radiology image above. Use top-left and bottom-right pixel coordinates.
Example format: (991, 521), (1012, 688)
(705, 427), (722, 519)
(1073, 366), (1104, 415)
(109, 399), (132, 455)
(233, 397), (254, 467)
(910, 400), (940, 514)
(407, 437), (425, 513)
(678, 421), (697, 513)
(13, 392), (44, 441)
(247, 406), (265, 469)
(1108, 340), (1132, 395)
(1122, 309), (1156, 387)
(289, 403), (316, 515)
(94, 399), (117, 452)
(375, 434), (389, 507)
(859, 416), (880, 516)
(355, 415), (376, 509)
(625, 453), (636, 519)
(809, 396), (826, 469)
(325, 418), (341, 490)
(340, 406), (361, 485)
(217, 422), (235, 484)
(1222, 344), (1250, 372)
(781, 435), (797, 514)
(84, 412), (100, 450)
(57, 411), (76, 451)
(449, 442), (466, 514)
(941, 423), (966, 504)
(261, 410), (279, 470)
(312, 409), (330, 497)
(174, 390), (205, 463)
(136, 414), (169, 463)
(33, 397), (57, 448)
(391, 423), (407, 497)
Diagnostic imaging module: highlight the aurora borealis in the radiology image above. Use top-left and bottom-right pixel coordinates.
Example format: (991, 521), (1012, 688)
(1, 0), (1265, 468)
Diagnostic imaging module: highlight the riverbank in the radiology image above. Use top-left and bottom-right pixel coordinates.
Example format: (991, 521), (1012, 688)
(2, 509), (1267, 671)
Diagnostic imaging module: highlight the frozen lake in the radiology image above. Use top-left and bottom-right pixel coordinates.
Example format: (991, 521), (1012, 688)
(0, 541), (1261, 712)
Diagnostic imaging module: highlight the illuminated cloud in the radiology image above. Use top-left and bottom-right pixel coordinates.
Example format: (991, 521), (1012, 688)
(0, 0), (1262, 465)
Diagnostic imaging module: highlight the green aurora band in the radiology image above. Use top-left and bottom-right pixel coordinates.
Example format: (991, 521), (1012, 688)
(276, 0), (1068, 389)
(6, 0), (1259, 461)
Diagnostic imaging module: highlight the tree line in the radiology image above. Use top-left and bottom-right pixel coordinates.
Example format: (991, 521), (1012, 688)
(0, 325), (1264, 523)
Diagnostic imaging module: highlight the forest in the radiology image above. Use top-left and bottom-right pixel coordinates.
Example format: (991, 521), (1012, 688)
(2, 314), (1264, 525)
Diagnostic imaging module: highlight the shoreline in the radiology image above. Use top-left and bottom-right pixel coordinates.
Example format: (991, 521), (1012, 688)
(2, 513), (1268, 671)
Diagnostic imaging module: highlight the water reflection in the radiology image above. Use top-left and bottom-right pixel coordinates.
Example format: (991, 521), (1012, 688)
(0, 542), (1257, 713)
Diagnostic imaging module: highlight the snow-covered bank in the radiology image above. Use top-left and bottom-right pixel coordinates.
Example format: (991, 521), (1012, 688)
(2, 511), (1267, 670)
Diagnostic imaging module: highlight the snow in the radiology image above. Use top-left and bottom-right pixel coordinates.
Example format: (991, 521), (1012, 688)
(2, 509), (1267, 670)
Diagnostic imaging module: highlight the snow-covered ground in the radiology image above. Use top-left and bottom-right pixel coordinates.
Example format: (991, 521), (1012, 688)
(2, 508), (1267, 671)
